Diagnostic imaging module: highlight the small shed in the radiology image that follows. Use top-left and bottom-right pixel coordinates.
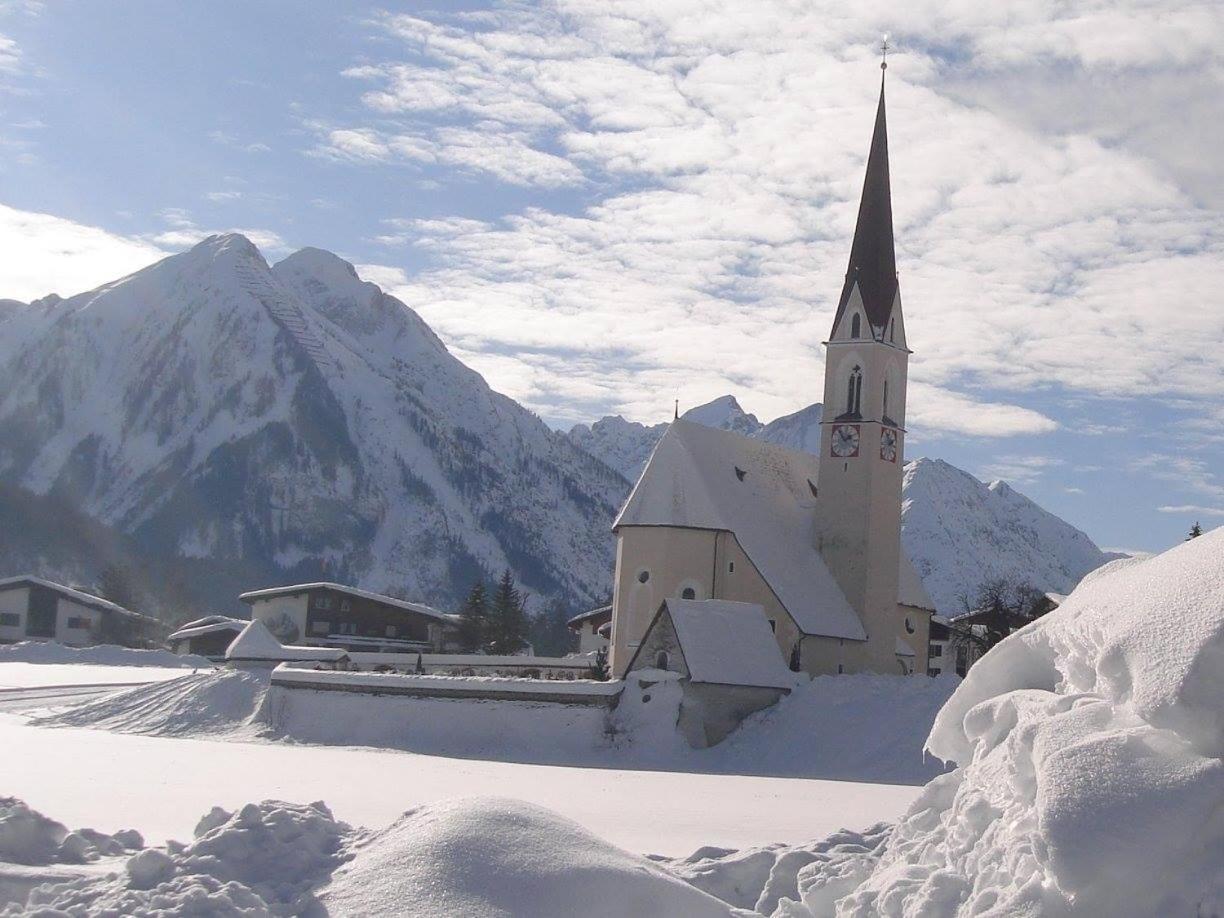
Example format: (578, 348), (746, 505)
(224, 619), (349, 669)
(167, 615), (248, 660)
(566, 604), (612, 653)
(625, 598), (797, 747)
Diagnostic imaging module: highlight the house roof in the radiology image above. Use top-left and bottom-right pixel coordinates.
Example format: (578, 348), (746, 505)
(0, 575), (158, 624)
(566, 604), (612, 630)
(661, 599), (797, 690)
(167, 616), (247, 642)
(238, 582), (456, 626)
(614, 419), (929, 637)
(832, 73), (898, 335)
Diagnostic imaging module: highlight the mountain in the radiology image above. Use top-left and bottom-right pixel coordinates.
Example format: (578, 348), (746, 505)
(568, 402), (1114, 615)
(899, 458), (1122, 614)
(0, 235), (627, 617)
(568, 396), (823, 481)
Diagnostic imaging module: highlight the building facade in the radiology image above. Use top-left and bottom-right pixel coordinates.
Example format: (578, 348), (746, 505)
(0, 575), (160, 647)
(238, 582), (461, 654)
(609, 69), (934, 679)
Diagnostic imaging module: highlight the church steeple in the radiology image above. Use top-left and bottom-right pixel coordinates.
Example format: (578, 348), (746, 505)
(831, 69), (897, 336)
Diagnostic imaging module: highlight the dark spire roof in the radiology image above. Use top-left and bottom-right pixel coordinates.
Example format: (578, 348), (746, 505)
(832, 72), (897, 334)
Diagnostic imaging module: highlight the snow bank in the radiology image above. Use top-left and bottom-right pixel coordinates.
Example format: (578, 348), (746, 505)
(778, 527), (1224, 917)
(33, 670), (267, 736)
(5, 797), (733, 917)
(10, 799), (359, 916)
(0, 798), (142, 867)
(318, 797), (735, 917)
(0, 642), (210, 669)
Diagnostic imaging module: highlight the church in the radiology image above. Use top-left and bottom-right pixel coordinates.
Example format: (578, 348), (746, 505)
(609, 66), (935, 682)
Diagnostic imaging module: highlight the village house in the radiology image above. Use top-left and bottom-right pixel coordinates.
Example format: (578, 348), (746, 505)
(239, 582), (462, 654)
(566, 604), (611, 654)
(608, 67), (936, 681)
(0, 575), (161, 648)
(167, 615), (248, 660)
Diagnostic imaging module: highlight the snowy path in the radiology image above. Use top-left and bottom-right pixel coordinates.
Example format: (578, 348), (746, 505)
(0, 662), (207, 689)
(1, 714), (920, 857)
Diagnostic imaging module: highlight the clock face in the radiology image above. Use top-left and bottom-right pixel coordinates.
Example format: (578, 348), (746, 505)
(830, 424), (860, 458)
(880, 427), (899, 463)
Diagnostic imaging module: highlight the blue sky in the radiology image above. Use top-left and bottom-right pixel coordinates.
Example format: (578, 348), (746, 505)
(1, 1), (1221, 554)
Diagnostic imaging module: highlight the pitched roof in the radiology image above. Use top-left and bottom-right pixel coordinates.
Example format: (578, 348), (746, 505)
(566, 604), (612, 630)
(614, 419), (866, 640)
(663, 599), (796, 689)
(832, 74), (898, 334)
(224, 619), (348, 662)
(238, 582), (456, 625)
(0, 575), (158, 623)
(167, 616), (247, 641)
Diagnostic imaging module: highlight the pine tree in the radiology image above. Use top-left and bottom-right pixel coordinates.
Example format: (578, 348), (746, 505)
(487, 569), (528, 655)
(1187, 521), (1203, 540)
(97, 563), (139, 611)
(457, 580), (490, 653)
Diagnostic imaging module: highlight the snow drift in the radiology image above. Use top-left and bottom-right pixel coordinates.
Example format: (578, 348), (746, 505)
(0, 642), (210, 670)
(778, 527), (1224, 916)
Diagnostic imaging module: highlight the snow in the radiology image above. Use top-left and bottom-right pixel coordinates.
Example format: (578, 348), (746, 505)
(616, 419), (866, 641)
(773, 525), (1224, 916)
(0, 715), (920, 859)
(0, 641), (209, 670)
(238, 581), (454, 625)
(663, 599), (799, 689)
(224, 619), (345, 662)
(319, 797), (734, 917)
(166, 616), (246, 641)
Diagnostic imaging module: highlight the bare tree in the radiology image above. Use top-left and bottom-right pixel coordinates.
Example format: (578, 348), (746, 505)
(949, 578), (1044, 671)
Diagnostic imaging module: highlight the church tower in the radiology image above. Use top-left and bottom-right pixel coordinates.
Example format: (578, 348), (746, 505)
(816, 62), (911, 672)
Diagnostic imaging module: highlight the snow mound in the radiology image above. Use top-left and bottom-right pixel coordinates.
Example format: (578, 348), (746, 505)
(0, 642), (210, 669)
(0, 798), (142, 867)
(33, 670), (267, 736)
(318, 797), (735, 917)
(10, 800), (358, 916)
(780, 527), (1224, 917)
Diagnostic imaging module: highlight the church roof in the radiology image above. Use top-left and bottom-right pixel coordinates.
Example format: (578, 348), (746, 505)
(614, 419), (866, 640)
(662, 598), (797, 690)
(832, 74), (898, 334)
(614, 418), (936, 629)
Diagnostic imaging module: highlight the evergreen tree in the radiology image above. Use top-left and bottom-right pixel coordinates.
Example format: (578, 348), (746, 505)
(1187, 521), (1203, 540)
(97, 563), (139, 612)
(487, 569), (528, 655)
(457, 580), (490, 653)
(528, 598), (576, 657)
(588, 647), (610, 681)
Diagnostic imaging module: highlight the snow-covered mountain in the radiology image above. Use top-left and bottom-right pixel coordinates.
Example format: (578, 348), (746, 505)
(568, 396), (823, 481)
(0, 235), (626, 613)
(569, 402), (1114, 614)
(899, 458), (1121, 614)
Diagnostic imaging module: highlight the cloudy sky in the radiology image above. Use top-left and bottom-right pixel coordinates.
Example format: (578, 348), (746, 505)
(1, 0), (1221, 553)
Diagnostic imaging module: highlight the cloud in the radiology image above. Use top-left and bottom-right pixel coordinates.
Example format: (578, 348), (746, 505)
(146, 208), (287, 256)
(981, 455), (1065, 484)
(0, 32), (19, 75)
(0, 203), (165, 301)
(208, 130), (271, 154)
(1157, 505), (1224, 518)
(319, 2), (1224, 434)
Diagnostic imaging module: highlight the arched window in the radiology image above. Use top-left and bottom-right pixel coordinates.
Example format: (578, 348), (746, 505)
(882, 379), (889, 419)
(889, 318), (895, 342)
(850, 313), (861, 338)
(681, 587), (696, 600)
(846, 366), (862, 416)
(655, 650), (670, 670)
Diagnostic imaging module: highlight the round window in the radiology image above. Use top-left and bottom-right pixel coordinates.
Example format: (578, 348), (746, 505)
(681, 587), (696, 600)
(637, 570), (650, 584)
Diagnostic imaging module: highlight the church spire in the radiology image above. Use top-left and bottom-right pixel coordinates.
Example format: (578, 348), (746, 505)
(832, 59), (897, 335)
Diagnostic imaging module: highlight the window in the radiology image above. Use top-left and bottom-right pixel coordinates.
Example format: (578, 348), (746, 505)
(637, 570), (650, 584)
(655, 650), (670, 670)
(927, 668), (939, 678)
(385, 625), (397, 637)
(905, 617), (915, 634)
(768, 619), (776, 633)
(851, 313), (861, 338)
(889, 318), (895, 342)
(338, 622), (357, 635)
(727, 561), (735, 574)
(65, 616), (91, 630)
(681, 587), (696, 600)
(930, 644), (942, 657)
(837, 663), (844, 674)
(340, 600), (351, 612)
(311, 621), (330, 635)
(314, 596), (332, 610)
(845, 366), (862, 416)
(882, 379), (889, 418)
(0, 613), (19, 627)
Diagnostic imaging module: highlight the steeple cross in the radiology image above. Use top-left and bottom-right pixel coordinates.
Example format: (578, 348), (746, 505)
(880, 36), (890, 71)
